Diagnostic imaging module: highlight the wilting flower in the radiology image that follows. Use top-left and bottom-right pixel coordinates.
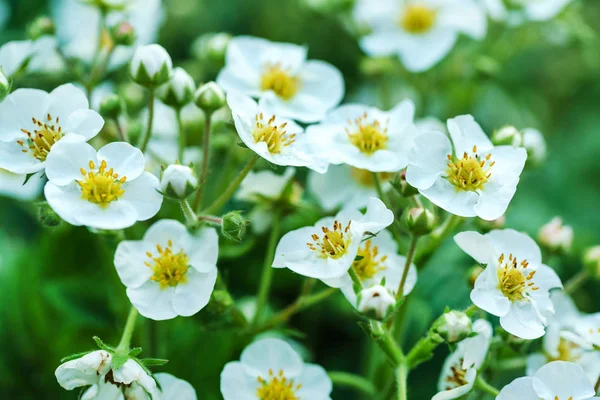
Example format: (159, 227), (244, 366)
(220, 338), (333, 400)
(217, 35), (344, 123)
(155, 373), (197, 400)
(273, 197), (394, 287)
(354, 0), (487, 72)
(227, 92), (328, 173)
(497, 361), (598, 400)
(305, 100), (419, 172)
(538, 217), (573, 253)
(455, 229), (563, 339)
(0, 84), (104, 174)
(44, 136), (163, 230)
(114, 219), (218, 320)
(0, 169), (44, 201)
(406, 115), (527, 220)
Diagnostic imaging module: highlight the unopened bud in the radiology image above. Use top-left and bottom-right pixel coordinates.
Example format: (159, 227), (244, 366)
(194, 82), (226, 114)
(111, 21), (136, 46)
(402, 207), (436, 236)
(583, 246), (600, 279)
(159, 164), (198, 199)
(37, 202), (62, 228)
(538, 217), (573, 253)
(492, 125), (523, 147)
(130, 44), (173, 87)
(522, 128), (547, 166)
(221, 211), (249, 242)
(99, 93), (122, 119)
(433, 310), (473, 343)
(391, 170), (419, 197)
(27, 16), (55, 40)
(0, 69), (9, 102)
(157, 67), (196, 108)
(191, 32), (231, 64)
(358, 285), (395, 321)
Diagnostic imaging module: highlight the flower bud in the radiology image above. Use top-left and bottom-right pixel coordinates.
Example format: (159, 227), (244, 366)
(194, 81), (226, 114)
(191, 32), (231, 66)
(358, 285), (396, 320)
(390, 170), (419, 197)
(159, 164), (198, 199)
(111, 21), (136, 46)
(583, 246), (600, 279)
(433, 310), (472, 343)
(492, 125), (523, 147)
(157, 67), (196, 109)
(99, 93), (122, 119)
(221, 211), (249, 242)
(37, 202), (62, 228)
(401, 207), (436, 236)
(522, 128), (547, 166)
(130, 44), (173, 87)
(0, 68), (9, 102)
(27, 16), (55, 40)
(538, 217), (573, 253)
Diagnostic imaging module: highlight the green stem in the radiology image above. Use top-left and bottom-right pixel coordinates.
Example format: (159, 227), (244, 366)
(139, 89), (155, 153)
(372, 172), (390, 207)
(414, 214), (465, 267)
(396, 362), (408, 400)
(396, 236), (418, 300)
(565, 270), (589, 294)
(492, 356), (528, 371)
(202, 154), (259, 215)
(113, 117), (128, 142)
(116, 307), (138, 352)
(253, 213), (281, 325)
(328, 372), (376, 396)
(179, 199), (197, 226)
(475, 375), (500, 397)
(193, 113), (212, 210)
(176, 109), (185, 162)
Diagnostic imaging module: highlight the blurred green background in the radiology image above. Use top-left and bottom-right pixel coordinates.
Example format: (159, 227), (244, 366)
(1, 0), (600, 398)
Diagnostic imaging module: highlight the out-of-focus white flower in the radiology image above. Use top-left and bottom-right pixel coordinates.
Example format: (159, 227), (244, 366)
(220, 338), (333, 400)
(0, 84), (104, 174)
(273, 197), (394, 287)
(0, 169), (44, 201)
(406, 115), (527, 220)
(480, 0), (575, 23)
(130, 44), (173, 87)
(415, 116), (446, 134)
(55, 350), (159, 399)
(583, 245), (600, 279)
(306, 100), (418, 172)
(358, 285), (396, 320)
(538, 217), (573, 253)
(522, 128), (547, 165)
(354, 0), (487, 72)
(160, 164), (198, 199)
(157, 67), (196, 108)
(44, 136), (162, 230)
(217, 35), (344, 123)
(114, 219), (218, 320)
(432, 320), (493, 400)
(455, 229), (563, 339)
(492, 125), (523, 147)
(227, 92), (328, 173)
(497, 361), (597, 400)
(0, 40), (34, 77)
(155, 373), (197, 400)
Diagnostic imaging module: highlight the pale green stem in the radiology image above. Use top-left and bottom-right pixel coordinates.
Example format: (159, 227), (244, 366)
(372, 172), (390, 207)
(193, 113), (212, 210)
(328, 372), (376, 396)
(179, 199), (198, 226)
(396, 362), (408, 400)
(565, 270), (589, 294)
(139, 89), (155, 153)
(396, 236), (418, 300)
(475, 375), (500, 397)
(116, 307), (139, 352)
(253, 212), (281, 325)
(177, 109), (185, 162)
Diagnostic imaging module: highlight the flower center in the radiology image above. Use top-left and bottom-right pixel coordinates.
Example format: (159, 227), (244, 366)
(401, 4), (437, 34)
(350, 168), (393, 187)
(18, 114), (64, 161)
(346, 113), (389, 155)
(260, 63), (300, 100)
(352, 239), (387, 281)
(256, 369), (301, 400)
(306, 220), (353, 259)
(253, 113), (296, 155)
(145, 240), (190, 289)
(77, 160), (126, 206)
(496, 253), (538, 302)
(446, 146), (495, 192)
(444, 358), (469, 390)
(552, 338), (581, 363)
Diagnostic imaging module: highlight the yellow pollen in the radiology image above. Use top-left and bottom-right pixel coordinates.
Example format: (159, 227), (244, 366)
(306, 220), (353, 259)
(77, 160), (126, 206)
(497, 253), (538, 302)
(145, 240), (190, 289)
(18, 114), (64, 161)
(352, 239), (387, 281)
(446, 146), (494, 192)
(253, 113), (296, 154)
(401, 4), (437, 34)
(350, 168), (393, 187)
(256, 369), (301, 400)
(444, 358), (469, 390)
(346, 112), (389, 155)
(551, 338), (581, 363)
(260, 63), (300, 100)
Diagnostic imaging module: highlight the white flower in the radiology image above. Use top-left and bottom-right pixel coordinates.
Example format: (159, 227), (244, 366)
(55, 350), (159, 399)
(44, 136), (163, 230)
(131, 44), (173, 86)
(432, 319), (493, 400)
(481, 0), (575, 23)
(497, 361), (599, 400)
(406, 115), (527, 220)
(0, 40), (35, 77)
(155, 373), (197, 400)
(227, 92), (328, 173)
(354, 0), (487, 72)
(522, 127), (547, 165)
(0, 84), (104, 174)
(305, 100), (419, 172)
(160, 164), (198, 199)
(538, 217), (573, 253)
(217, 35), (344, 123)
(358, 285), (396, 319)
(273, 197), (394, 287)
(220, 338), (333, 400)
(0, 169), (44, 201)
(157, 67), (196, 108)
(455, 229), (563, 339)
(114, 219), (218, 320)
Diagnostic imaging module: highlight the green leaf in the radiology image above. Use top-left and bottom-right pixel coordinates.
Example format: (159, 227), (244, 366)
(140, 358), (169, 367)
(111, 353), (129, 371)
(128, 347), (143, 357)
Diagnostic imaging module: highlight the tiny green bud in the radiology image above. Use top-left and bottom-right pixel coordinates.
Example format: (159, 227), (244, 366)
(433, 310), (472, 343)
(130, 44), (173, 88)
(221, 211), (249, 242)
(0, 68), (9, 102)
(358, 285), (395, 321)
(27, 16), (56, 40)
(159, 164), (198, 199)
(99, 93), (122, 119)
(37, 202), (62, 228)
(583, 246), (600, 279)
(194, 81), (226, 114)
(390, 170), (419, 197)
(402, 207), (436, 236)
(111, 21), (136, 46)
(492, 125), (523, 147)
(157, 67), (196, 109)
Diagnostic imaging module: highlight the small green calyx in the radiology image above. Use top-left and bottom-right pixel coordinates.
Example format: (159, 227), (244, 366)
(221, 211), (250, 242)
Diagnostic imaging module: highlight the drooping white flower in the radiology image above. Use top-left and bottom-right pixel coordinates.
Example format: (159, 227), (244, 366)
(358, 285), (396, 320)
(497, 361), (599, 400)
(160, 164), (198, 199)
(0, 169), (44, 201)
(406, 115), (527, 220)
(155, 373), (197, 400)
(227, 92), (328, 173)
(55, 350), (159, 399)
(130, 44), (173, 87)
(0, 84), (104, 174)
(114, 219), (218, 320)
(273, 197), (394, 287)
(432, 319), (493, 400)
(455, 229), (563, 339)
(217, 35), (344, 123)
(305, 100), (419, 172)
(220, 338), (333, 400)
(44, 136), (163, 230)
(354, 0), (487, 72)
(538, 217), (573, 253)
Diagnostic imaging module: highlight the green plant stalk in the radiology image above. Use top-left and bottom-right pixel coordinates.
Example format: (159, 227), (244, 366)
(396, 362), (408, 400)
(179, 199), (198, 226)
(139, 89), (155, 153)
(253, 213), (281, 325)
(565, 270), (589, 294)
(414, 214), (465, 267)
(372, 172), (391, 207)
(328, 371), (377, 396)
(193, 113), (212, 210)
(396, 236), (418, 300)
(177, 109), (185, 162)
(116, 307), (139, 352)
(475, 375), (500, 397)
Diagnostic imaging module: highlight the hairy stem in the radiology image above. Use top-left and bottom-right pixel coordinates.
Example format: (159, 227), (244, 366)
(253, 213), (281, 325)
(396, 236), (418, 300)
(194, 113), (212, 210)
(139, 90), (155, 153)
(328, 372), (377, 396)
(116, 307), (138, 352)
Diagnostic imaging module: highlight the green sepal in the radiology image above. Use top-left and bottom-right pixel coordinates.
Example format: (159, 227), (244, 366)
(128, 347), (143, 357)
(237, 141), (248, 148)
(93, 336), (114, 352)
(111, 352), (130, 371)
(140, 358), (169, 367)
(60, 350), (94, 363)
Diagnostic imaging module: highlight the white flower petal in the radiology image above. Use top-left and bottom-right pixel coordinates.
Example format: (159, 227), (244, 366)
(114, 240), (154, 289)
(188, 227), (219, 272)
(437, 0), (487, 39)
(406, 131), (451, 190)
(127, 282), (177, 321)
(396, 29), (458, 73)
(420, 177), (479, 217)
(497, 377), (538, 400)
(532, 361), (595, 400)
(97, 142), (145, 181)
(295, 364), (333, 398)
(356, 197), (394, 233)
(454, 231), (496, 264)
(220, 362), (259, 400)
(47, 83), (89, 120)
(155, 373), (197, 400)
(474, 183), (517, 221)
(55, 350), (112, 390)
(240, 338), (304, 379)
(0, 88), (50, 141)
(172, 268), (217, 317)
(64, 109), (104, 140)
(447, 114), (493, 155)
(500, 301), (547, 339)
(486, 229), (542, 265)
(0, 140), (44, 174)
(120, 172), (163, 221)
(44, 134), (95, 185)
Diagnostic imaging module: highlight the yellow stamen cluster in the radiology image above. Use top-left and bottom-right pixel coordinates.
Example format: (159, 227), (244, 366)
(145, 240), (190, 289)
(18, 114), (64, 161)
(253, 113), (296, 155)
(77, 160), (126, 206)
(350, 168), (393, 187)
(401, 4), (437, 34)
(447, 146), (495, 192)
(444, 358), (468, 390)
(497, 253), (538, 302)
(346, 113), (389, 155)
(552, 338), (581, 362)
(260, 63), (300, 100)
(256, 369), (301, 400)
(307, 220), (352, 259)
(352, 239), (388, 281)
